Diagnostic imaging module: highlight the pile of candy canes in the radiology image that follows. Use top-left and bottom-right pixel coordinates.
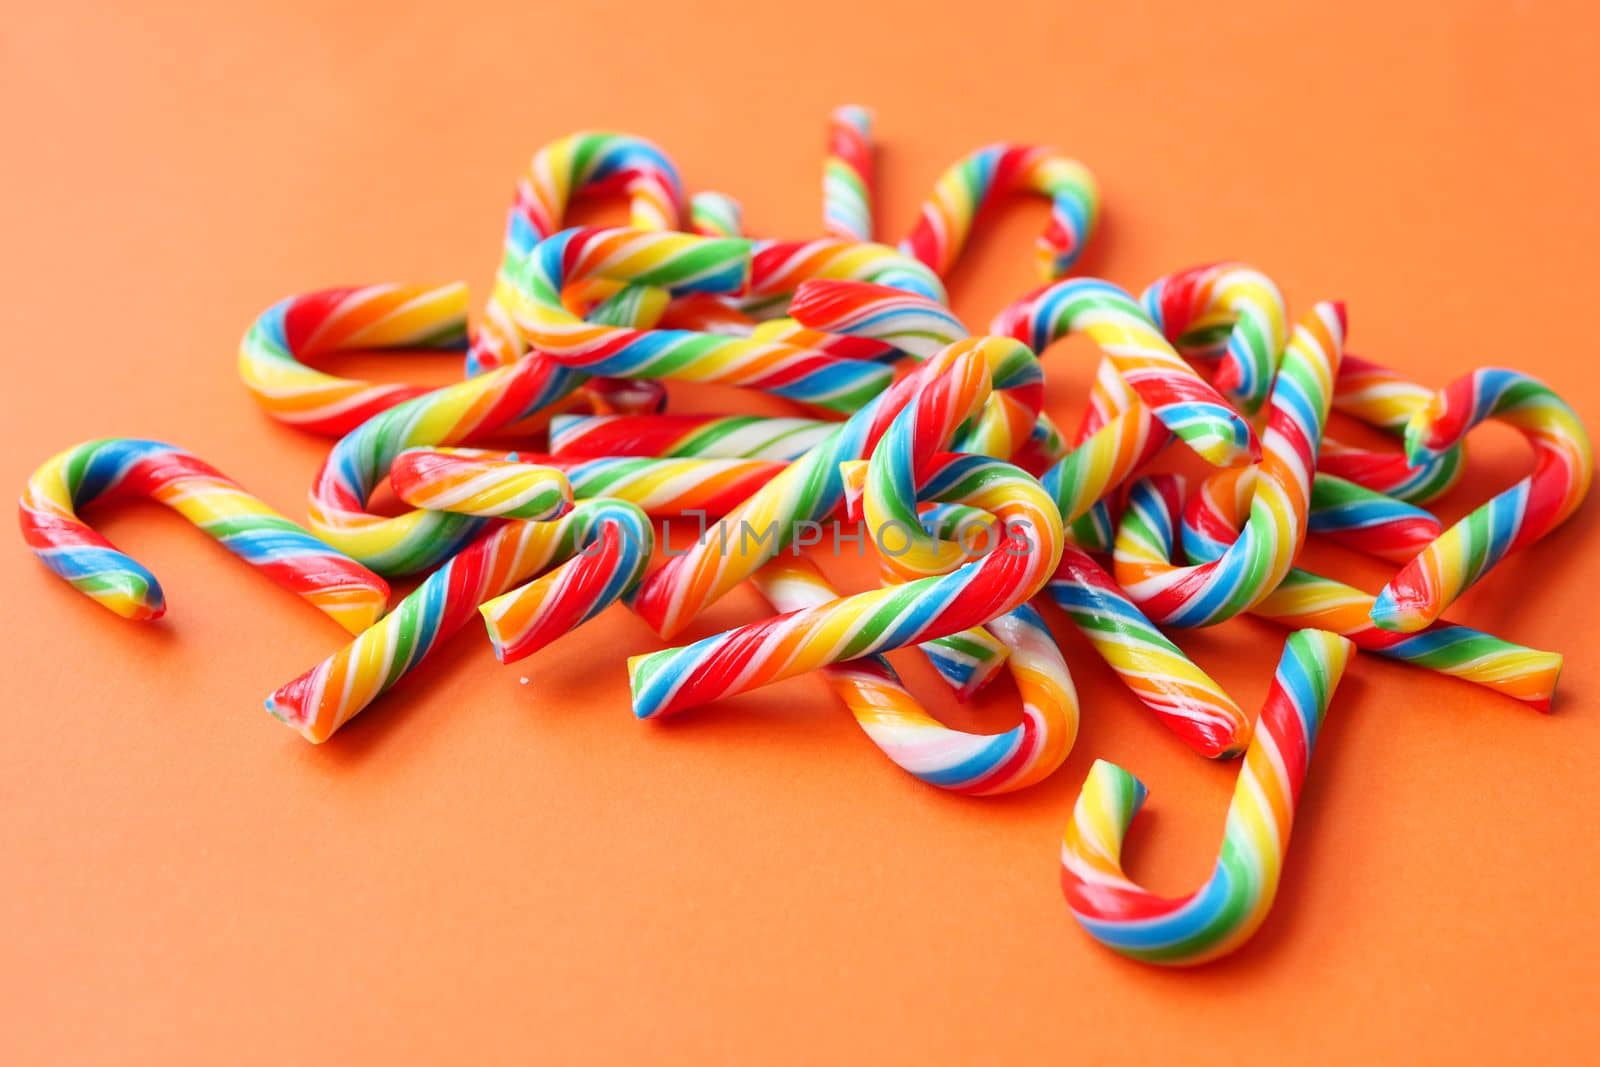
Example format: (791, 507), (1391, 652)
(19, 108), (1592, 967)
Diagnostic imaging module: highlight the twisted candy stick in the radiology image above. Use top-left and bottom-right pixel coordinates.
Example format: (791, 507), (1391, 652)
(308, 282), (664, 574)
(389, 449), (573, 520)
(1135, 263), (1464, 504)
(238, 283), (469, 436)
(478, 501), (654, 664)
(630, 337), (1043, 641)
(1113, 303), (1345, 626)
(550, 413), (835, 461)
(899, 144), (1099, 279)
(690, 191), (743, 238)
(268, 499), (651, 742)
(1048, 547), (1250, 759)
(308, 352), (577, 573)
(753, 559), (1076, 794)
(1140, 262), (1288, 415)
(1372, 369), (1594, 632)
(21, 439), (388, 633)
(743, 237), (946, 314)
(629, 344), (1066, 719)
(993, 277), (1257, 467)
(1185, 468), (1442, 565)
(1177, 480), (1562, 709)
(1061, 629), (1355, 966)
(1321, 355), (1463, 502)
(392, 448), (783, 519)
(787, 280), (1043, 459)
(823, 105), (876, 241)
(513, 228), (894, 413)
(470, 131), (685, 374)
(843, 448), (1249, 757)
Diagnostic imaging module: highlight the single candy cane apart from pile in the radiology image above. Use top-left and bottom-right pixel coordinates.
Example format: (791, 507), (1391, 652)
(753, 558), (1077, 794)
(267, 498), (652, 742)
(20, 438), (388, 633)
(1371, 368), (1594, 633)
(238, 283), (470, 436)
(1176, 482), (1563, 709)
(1112, 302), (1345, 626)
(391, 448), (783, 519)
(629, 342), (1066, 719)
(1061, 629), (1355, 965)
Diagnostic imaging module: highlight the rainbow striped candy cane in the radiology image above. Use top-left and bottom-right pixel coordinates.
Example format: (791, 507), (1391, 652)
(1140, 262), (1288, 415)
(1178, 478), (1563, 710)
(549, 413), (836, 462)
(899, 144), (1099, 279)
(512, 228), (895, 413)
(238, 283), (469, 436)
(1112, 302), (1345, 626)
(629, 342), (1065, 719)
(753, 558), (1076, 795)
(993, 277), (1257, 468)
(823, 105), (876, 242)
(838, 446), (1251, 759)
(391, 448), (783, 519)
(1061, 629), (1355, 966)
(470, 131), (685, 375)
(1048, 547), (1251, 759)
(690, 191), (744, 238)
(267, 498), (652, 742)
(20, 438), (388, 633)
(307, 275), (679, 575)
(1372, 368), (1593, 632)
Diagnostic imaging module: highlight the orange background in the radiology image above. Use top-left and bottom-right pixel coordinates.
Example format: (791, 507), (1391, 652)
(3, 2), (1598, 1063)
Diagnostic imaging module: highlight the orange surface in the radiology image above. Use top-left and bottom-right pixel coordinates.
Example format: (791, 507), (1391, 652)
(3, 2), (1598, 1063)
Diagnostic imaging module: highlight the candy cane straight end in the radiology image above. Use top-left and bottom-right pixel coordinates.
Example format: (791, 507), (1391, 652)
(1061, 629), (1354, 966)
(1368, 579), (1435, 634)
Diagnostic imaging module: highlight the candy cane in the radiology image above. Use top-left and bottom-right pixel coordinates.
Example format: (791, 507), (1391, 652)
(267, 499), (651, 742)
(1176, 478), (1562, 710)
(629, 342), (1065, 719)
(1061, 629), (1355, 966)
(899, 144), (1099, 279)
(1134, 264), (1465, 505)
(549, 413), (836, 462)
(690, 191), (744, 238)
(1048, 547), (1251, 759)
(307, 279), (673, 574)
(512, 228), (896, 413)
(1112, 303), (1344, 626)
(391, 448), (782, 519)
(823, 105), (875, 242)
(470, 131), (685, 375)
(788, 280), (1043, 459)
(993, 278), (1258, 468)
(753, 558), (1076, 795)
(238, 283), (469, 436)
(1371, 369), (1593, 632)
(1140, 262), (1288, 415)
(21, 438), (388, 633)
(838, 448), (1250, 758)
